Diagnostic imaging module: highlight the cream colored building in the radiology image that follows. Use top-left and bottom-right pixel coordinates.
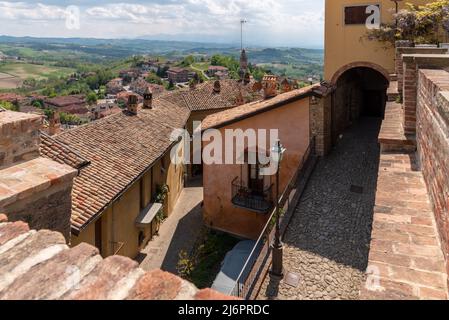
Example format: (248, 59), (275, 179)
(324, 0), (430, 83)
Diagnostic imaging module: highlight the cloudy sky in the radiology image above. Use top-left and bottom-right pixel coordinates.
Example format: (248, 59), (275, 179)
(0, 0), (325, 47)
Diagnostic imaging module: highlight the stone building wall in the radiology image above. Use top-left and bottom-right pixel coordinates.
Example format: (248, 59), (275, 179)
(416, 69), (449, 276)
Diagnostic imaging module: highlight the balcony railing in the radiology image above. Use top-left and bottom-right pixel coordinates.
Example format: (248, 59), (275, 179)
(231, 178), (273, 214)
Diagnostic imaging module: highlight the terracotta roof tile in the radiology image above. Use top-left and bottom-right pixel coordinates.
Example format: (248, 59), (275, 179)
(54, 98), (190, 232)
(202, 84), (319, 130)
(39, 132), (90, 170)
(160, 79), (263, 112)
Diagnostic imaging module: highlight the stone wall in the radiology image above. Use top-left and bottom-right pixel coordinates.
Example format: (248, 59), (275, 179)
(309, 94), (332, 156)
(0, 111), (41, 169)
(416, 69), (449, 277)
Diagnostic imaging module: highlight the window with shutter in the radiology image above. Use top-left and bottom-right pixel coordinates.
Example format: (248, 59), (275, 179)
(344, 5), (380, 25)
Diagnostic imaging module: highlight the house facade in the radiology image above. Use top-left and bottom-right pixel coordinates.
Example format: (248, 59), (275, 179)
(324, 0), (430, 83)
(40, 93), (189, 259)
(167, 67), (190, 83)
(201, 84), (324, 239)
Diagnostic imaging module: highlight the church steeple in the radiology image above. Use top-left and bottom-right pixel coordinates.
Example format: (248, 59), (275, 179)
(239, 19), (249, 80)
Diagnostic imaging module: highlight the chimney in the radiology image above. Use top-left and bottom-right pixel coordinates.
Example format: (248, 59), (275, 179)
(262, 75), (279, 99)
(48, 111), (61, 136)
(127, 94), (138, 115)
(235, 90), (244, 106)
(213, 80), (221, 93)
(243, 72), (251, 85)
(281, 78), (292, 93)
(143, 87), (153, 109)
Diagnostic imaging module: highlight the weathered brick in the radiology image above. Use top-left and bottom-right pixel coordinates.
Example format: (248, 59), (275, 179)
(0, 243), (101, 300)
(127, 269), (184, 300)
(63, 255), (141, 300)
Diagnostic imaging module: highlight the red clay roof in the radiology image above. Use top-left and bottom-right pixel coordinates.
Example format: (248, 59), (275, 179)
(160, 79), (263, 112)
(53, 98), (190, 233)
(40, 132), (90, 170)
(202, 85), (319, 130)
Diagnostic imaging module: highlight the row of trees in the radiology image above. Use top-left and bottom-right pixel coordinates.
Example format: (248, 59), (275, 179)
(367, 0), (449, 46)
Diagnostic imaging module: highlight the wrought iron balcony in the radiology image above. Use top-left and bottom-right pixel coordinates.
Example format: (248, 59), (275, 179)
(231, 177), (274, 214)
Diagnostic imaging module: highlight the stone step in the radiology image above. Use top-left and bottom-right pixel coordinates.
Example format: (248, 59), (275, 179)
(379, 102), (417, 153)
(387, 81), (400, 102)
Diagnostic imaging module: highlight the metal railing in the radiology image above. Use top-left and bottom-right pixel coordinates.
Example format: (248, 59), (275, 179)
(231, 178), (274, 214)
(231, 137), (316, 299)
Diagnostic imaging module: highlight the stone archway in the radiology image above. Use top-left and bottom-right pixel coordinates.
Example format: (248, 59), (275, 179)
(331, 62), (390, 86)
(330, 63), (390, 144)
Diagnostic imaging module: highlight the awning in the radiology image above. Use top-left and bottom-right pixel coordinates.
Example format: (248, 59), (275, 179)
(135, 203), (163, 228)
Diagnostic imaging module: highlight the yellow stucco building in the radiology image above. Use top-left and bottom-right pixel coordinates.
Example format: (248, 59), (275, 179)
(325, 0), (430, 83)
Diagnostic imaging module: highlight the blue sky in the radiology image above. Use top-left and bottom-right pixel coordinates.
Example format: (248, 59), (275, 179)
(0, 0), (325, 47)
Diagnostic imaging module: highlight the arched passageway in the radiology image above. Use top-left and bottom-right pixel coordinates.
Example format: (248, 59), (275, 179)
(332, 67), (389, 143)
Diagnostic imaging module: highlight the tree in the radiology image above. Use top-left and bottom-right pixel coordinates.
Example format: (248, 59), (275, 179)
(86, 92), (98, 105)
(146, 73), (163, 85)
(366, 0), (449, 46)
(0, 100), (19, 112)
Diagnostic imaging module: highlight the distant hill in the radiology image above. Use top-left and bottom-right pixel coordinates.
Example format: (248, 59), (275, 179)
(0, 36), (323, 80)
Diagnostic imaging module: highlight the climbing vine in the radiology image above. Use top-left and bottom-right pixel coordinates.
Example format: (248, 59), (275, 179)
(365, 1), (449, 46)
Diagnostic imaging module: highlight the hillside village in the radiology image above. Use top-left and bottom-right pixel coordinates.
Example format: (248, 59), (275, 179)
(1, 0), (449, 302)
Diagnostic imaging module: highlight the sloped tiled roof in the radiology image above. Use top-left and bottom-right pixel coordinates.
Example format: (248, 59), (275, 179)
(160, 79), (262, 112)
(54, 98), (190, 232)
(202, 85), (319, 130)
(39, 132), (90, 170)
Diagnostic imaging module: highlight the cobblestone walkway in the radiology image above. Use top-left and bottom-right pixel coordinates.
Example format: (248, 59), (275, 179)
(258, 118), (381, 300)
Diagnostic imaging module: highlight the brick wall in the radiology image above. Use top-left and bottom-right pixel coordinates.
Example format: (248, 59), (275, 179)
(1, 181), (74, 239)
(0, 111), (77, 241)
(416, 69), (449, 277)
(402, 58), (418, 134)
(395, 47), (447, 96)
(0, 111), (42, 169)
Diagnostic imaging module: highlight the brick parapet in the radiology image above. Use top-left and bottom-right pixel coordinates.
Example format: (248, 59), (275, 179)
(416, 69), (449, 282)
(395, 47), (447, 95)
(402, 54), (449, 135)
(0, 217), (237, 300)
(0, 111), (42, 170)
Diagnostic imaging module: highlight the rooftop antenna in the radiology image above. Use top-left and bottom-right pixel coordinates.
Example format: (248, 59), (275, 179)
(240, 19), (247, 51)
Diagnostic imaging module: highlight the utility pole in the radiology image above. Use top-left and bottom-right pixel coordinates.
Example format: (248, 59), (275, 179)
(240, 19), (247, 51)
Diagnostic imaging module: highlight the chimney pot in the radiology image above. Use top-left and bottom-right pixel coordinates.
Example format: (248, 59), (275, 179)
(127, 94), (138, 115)
(143, 87), (153, 109)
(262, 75), (279, 99)
(49, 111), (61, 136)
(213, 80), (221, 93)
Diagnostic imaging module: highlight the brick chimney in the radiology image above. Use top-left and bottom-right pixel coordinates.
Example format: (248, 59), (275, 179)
(0, 110), (77, 241)
(213, 80), (221, 94)
(48, 111), (61, 136)
(127, 94), (138, 115)
(262, 75), (279, 99)
(281, 78), (292, 93)
(143, 87), (153, 109)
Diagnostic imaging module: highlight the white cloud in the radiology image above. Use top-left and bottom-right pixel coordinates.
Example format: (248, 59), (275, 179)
(0, 0), (325, 47)
(0, 1), (68, 21)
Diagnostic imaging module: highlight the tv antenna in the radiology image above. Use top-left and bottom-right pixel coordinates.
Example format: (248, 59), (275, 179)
(240, 19), (247, 51)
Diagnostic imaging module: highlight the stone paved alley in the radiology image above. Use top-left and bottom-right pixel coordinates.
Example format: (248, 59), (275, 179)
(259, 118), (381, 300)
